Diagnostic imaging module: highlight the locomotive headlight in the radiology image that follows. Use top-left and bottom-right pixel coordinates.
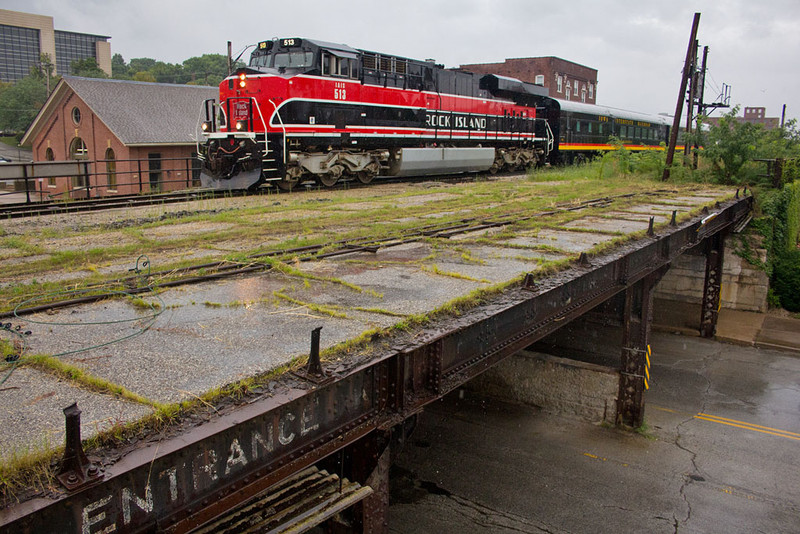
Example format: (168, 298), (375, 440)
(239, 73), (247, 88)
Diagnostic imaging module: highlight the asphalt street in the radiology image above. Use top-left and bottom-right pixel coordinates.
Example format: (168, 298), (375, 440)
(389, 331), (800, 533)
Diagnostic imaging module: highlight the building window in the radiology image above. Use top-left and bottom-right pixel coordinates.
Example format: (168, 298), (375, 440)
(69, 137), (88, 188)
(55, 30), (108, 77)
(581, 90), (586, 103)
(105, 148), (117, 190)
(72, 107), (81, 125)
(557, 75), (562, 93)
(45, 147), (56, 186)
(566, 85), (571, 100)
(574, 80), (578, 93)
(70, 137), (88, 159)
(148, 152), (162, 191)
(589, 83), (594, 99)
(534, 74), (544, 86)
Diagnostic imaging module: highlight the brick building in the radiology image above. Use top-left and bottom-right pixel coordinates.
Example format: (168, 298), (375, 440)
(461, 57), (598, 104)
(705, 107), (780, 130)
(20, 76), (217, 196)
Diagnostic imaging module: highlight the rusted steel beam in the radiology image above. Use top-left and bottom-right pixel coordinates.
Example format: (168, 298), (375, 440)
(700, 232), (725, 338)
(0, 196), (752, 534)
(617, 268), (667, 428)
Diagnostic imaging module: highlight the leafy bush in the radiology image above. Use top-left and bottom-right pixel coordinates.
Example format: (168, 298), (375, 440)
(772, 248), (800, 311)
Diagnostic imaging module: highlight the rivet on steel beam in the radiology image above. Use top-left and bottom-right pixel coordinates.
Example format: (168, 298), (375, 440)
(306, 326), (324, 377)
(57, 403), (102, 491)
(670, 210), (677, 226)
(647, 216), (655, 237)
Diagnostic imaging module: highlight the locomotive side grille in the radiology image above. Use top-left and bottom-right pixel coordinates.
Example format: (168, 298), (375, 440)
(362, 54), (377, 70)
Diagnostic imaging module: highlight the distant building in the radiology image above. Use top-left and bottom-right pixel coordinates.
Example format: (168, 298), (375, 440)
(461, 57), (598, 104)
(705, 107), (781, 130)
(20, 76), (217, 196)
(0, 8), (111, 83)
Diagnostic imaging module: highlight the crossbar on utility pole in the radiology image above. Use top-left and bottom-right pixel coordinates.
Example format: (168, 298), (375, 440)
(662, 12), (701, 181)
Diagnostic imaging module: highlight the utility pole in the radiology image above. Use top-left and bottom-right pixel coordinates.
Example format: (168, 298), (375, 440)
(683, 39), (699, 165)
(693, 46), (709, 169)
(781, 105), (786, 128)
(663, 12), (701, 182)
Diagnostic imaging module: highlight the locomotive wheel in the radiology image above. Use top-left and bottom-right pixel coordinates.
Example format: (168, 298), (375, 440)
(318, 173), (339, 187)
(356, 171), (374, 184)
(276, 176), (299, 191)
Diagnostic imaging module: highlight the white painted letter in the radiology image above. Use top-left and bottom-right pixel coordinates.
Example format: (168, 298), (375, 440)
(82, 495), (116, 534)
(122, 484), (153, 525)
(279, 413), (296, 446)
(159, 467), (178, 502)
(225, 438), (248, 475)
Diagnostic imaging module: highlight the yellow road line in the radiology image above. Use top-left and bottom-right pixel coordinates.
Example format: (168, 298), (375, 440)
(695, 413), (800, 441)
(649, 404), (800, 442)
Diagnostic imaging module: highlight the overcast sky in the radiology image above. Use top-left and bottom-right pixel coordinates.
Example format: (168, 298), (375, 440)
(6, 0), (799, 123)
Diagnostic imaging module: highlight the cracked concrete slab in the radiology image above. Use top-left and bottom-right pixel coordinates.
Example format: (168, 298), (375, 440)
(1, 190), (739, 463)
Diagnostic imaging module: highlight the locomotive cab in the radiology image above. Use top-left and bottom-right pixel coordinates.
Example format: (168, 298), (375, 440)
(248, 38), (361, 79)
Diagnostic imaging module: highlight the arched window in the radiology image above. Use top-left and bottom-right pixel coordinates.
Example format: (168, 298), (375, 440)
(69, 137), (88, 188)
(69, 137), (88, 160)
(45, 147), (56, 186)
(105, 148), (117, 191)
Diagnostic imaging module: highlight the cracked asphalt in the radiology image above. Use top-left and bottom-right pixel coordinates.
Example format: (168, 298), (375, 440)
(388, 331), (800, 533)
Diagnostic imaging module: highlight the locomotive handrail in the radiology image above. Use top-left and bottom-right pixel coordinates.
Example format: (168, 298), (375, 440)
(248, 96), (270, 159)
(268, 99), (288, 164)
(545, 121), (555, 154)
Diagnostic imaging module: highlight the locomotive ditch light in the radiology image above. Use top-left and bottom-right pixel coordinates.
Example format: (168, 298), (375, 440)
(201, 120), (212, 132)
(235, 120), (247, 131)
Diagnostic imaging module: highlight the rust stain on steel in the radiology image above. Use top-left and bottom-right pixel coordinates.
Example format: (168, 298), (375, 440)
(0, 196), (753, 534)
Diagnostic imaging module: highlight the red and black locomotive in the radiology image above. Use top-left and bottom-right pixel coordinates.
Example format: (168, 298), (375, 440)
(198, 38), (559, 190)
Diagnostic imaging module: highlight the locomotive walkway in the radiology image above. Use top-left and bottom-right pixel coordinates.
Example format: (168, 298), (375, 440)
(0, 178), (753, 532)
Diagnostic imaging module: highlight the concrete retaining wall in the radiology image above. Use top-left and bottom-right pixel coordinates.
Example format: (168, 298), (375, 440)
(469, 350), (619, 425)
(654, 234), (768, 313)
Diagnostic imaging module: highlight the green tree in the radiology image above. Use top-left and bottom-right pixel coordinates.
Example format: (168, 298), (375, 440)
(132, 71), (157, 83)
(111, 53), (130, 79)
(182, 54), (234, 85)
(700, 107), (763, 184)
(150, 61), (185, 84)
(71, 57), (108, 78)
(0, 75), (48, 136)
(128, 58), (158, 74)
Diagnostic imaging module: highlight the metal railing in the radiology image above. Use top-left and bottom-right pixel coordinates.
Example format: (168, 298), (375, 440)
(0, 156), (203, 204)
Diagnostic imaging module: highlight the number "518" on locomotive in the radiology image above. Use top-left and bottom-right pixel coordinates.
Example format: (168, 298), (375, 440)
(197, 37), (560, 190)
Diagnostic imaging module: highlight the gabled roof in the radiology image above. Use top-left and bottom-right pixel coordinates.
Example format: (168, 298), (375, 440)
(22, 76), (218, 146)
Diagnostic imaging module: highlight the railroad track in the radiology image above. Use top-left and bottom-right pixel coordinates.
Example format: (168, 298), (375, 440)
(0, 189), (252, 219)
(0, 171), (522, 219)
(3, 191), (646, 319)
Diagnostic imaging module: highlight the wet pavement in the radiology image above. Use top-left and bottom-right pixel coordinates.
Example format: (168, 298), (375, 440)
(389, 329), (800, 534)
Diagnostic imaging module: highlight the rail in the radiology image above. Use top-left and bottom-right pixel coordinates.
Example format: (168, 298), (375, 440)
(0, 155), (202, 205)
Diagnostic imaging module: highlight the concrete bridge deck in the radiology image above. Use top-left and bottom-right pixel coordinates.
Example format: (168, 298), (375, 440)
(0, 183), (754, 533)
(2, 188), (735, 458)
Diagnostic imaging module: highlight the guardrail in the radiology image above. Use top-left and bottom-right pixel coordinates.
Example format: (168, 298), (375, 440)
(0, 156), (202, 204)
